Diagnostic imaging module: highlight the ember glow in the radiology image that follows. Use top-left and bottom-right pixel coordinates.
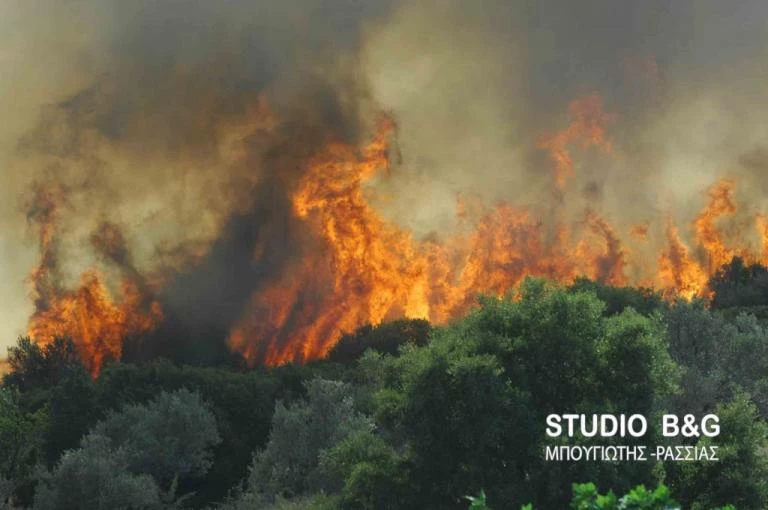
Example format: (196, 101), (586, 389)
(4, 0), (768, 371)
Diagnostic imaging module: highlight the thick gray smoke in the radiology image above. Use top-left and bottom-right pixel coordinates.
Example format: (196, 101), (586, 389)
(2, 0), (768, 357)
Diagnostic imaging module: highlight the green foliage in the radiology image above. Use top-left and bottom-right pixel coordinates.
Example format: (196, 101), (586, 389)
(326, 319), (431, 363)
(569, 482), (619, 509)
(44, 365), (98, 465)
(522, 482), (734, 510)
(319, 431), (411, 510)
(666, 394), (768, 510)
(34, 388), (220, 509)
(599, 309), (680, 413)
(33, 435), (161, 510)
(0, 477), (13, 510)
(710, 257), (768, 311)
(247, 378), (372, 500)
(569, 482), (677, 509)
(3, 337), (80, 391)
(717, 314), (768, 415)
(0, 387), (47, 507)
(466, 489), (490, 509)
(663, 301), (730, 416)
(569, 278), (665, 317)
(354, 278), (679, 507)
(214, 492), (336, 510)
(91, 388), (221, 488)
(95, 360), (283, 505)
(7, 271), (768, 509)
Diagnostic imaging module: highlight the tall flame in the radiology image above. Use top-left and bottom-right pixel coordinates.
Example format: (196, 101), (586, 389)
(25, 185), (162, 377)
(22, 94), (768, 371)
(229, 100), (634, 366)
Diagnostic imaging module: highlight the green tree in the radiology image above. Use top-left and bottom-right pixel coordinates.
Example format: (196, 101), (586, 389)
(35, 388), (220, 508)
(663, 302), (730, 416)
(326, 319), (431, 363)
(91, 388), (221, 489)
(94, 360), (281, 505)
(359, 278), (679, 508)
(569, 278), (665, 317)
(666, 394), (768, 510)
(709, 257), (768, 312)
(44, 365), (99, 465)
(520, 482), (735, 510)
(247, 378), (372, 500)
(318, 430), (413, 509)
(33, 434), (161, 510)
(0, 387), (47, 507)
(3, 337), (80, 391)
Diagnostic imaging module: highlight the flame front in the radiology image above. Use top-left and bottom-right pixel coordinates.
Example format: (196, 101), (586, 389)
(22, 95), (768, 371)
(228, 97), (768, 366)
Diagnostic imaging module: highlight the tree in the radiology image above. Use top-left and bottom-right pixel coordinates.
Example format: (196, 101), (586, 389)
(0, 387), (47, 507)
(93, 360), (283, 506)
(709, 257), (768, 312)
(91, 388), (221, 489)
(33, 435), (160, 510)
(368, 345), (532, 507)
(666, 393), (768, 510)
(716, 313), (768, 415)
(663, 301), (768, 420)
(317, 430), (412, 510)
(569, 278), (665, 317)
(3, 337), (80, 391)
(326, 319), (431, 363)
(35, 388), (220, 509)
(518, 482), (736, 510)
(663, 302), (730, 416)
(44, 365), (99, 465)
(357, 278), (679, 508)
(247, 378), (373, 500)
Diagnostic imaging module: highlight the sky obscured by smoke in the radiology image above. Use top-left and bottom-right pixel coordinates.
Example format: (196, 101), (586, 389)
(2, 0), (768, 352)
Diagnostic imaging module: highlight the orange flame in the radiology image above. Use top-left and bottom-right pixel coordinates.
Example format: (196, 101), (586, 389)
(22, 93), (768, 371)
(229, 116), (430, 365)
(229, 105), (634, 366)
(630, 223), (649, 240)
(537, 95), (615, 189)
(227, 99), (768, 366)
(25, 185), (162, 377)
(28, 274), (162, 377)
(657, 219), (710, 300)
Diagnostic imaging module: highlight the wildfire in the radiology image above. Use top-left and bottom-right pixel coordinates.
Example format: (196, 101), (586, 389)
(657, 220), (710, 300)
(22, 94), (768, 371)
(630, 223), (649, 240)
(227, 103), (634, 365)
(27, 274), (162, 377)
(25, 185), (162, 377)
(537, 95), (615, 190)
(229, 116), (430, 365)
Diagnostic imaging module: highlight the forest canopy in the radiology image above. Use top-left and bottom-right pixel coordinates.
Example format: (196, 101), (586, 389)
(2, 258), (766, 509)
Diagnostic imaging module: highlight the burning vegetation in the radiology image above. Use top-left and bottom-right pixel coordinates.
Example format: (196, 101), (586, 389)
(19, 93), (768, 373)
(3, 0), (768, 375)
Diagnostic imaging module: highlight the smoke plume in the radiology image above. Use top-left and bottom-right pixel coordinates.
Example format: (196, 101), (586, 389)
(3, 0), (768, 370)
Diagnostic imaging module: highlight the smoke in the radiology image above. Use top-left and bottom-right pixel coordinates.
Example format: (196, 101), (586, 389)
(2, 0), (768, 362)
(0, 0), (393, 359)
(361, 0), (768, 278)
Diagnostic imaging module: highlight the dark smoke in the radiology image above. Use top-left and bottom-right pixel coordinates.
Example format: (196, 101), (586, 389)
(3, 0), (768, 364)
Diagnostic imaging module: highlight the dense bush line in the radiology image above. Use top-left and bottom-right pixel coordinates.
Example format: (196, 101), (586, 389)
(2, 257), (766, 509)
